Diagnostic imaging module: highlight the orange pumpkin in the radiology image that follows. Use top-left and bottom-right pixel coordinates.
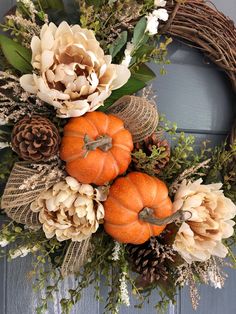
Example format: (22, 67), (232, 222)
(60, 111), (133, 185)
(104, 172), (173, 244)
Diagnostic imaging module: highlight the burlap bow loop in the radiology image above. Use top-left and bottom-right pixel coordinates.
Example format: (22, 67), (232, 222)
(107, 95), (159, 143)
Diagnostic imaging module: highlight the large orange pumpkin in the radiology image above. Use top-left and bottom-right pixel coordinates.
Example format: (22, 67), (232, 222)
(60, 111), (133, 185)
(104, 172), (173, 244)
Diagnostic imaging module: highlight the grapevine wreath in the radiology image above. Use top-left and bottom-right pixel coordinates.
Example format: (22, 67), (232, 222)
(0, 0), (235, 313)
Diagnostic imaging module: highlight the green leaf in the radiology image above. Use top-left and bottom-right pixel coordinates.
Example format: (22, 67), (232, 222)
(85, 0), (104, 6)
(132, 16), (147, 47)
(38, 0), (64, 10)
(109, 31), (128, 58)
(132, 64), (156, 83)
(158, 278), (176, 303)
(47, 0), (64, 9)
(0, 35), (32, 73)
(99, 77), (146, 112)
(130, 44), (156, 66)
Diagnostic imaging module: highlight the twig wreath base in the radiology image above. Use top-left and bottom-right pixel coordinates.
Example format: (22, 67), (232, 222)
(0, 0), (235, 313)
(161, 0), (236, 92)
(160, 0), (236, 158)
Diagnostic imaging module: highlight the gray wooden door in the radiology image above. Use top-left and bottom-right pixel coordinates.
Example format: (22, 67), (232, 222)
(0, 0), (235, 313)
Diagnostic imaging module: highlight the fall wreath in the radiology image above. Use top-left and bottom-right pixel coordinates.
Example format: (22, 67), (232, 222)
(0, 0), (235, 313)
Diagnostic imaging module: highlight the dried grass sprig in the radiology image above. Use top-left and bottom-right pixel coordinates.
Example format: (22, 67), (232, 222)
(0, 71), (53, 123)
(77, 0), (143, 46)
(169, 158), (211, 194)
(175, 262), (200, 310)
(19, 159), (66, 191)
(175, 257), (229, 310)
(150, 237), (176, 263)
(3, 14), (40, 48)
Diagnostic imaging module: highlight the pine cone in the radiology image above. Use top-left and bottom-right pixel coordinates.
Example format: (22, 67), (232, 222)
(11, 115), (60, 161)
(126, 237), (175, 284)
(132, 133), (170, 174)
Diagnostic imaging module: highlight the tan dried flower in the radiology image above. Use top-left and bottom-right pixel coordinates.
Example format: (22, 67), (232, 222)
(20, 22), (130, 117)
(173, 179), (236, 263)
(30, 176), (107, 241)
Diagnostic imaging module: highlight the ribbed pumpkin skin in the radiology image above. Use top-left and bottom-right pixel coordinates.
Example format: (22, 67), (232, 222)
(104, 172), (173, 244)
(60, 111), (133, 185)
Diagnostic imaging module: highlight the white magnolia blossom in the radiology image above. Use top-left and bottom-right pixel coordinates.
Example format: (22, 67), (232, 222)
(121, 42), (134, 67)
(31, 177), (107, 242)
(20, 22), (130, 118)
(154, 0), (167, 7)
(145, 8), (169, 35)
(173, 179), (236, 264)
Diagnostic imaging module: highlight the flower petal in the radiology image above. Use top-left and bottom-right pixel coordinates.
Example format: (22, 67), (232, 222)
(20, 74), (38, 94)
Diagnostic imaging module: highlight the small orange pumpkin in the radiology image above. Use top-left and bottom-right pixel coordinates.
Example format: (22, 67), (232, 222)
(104, 172), (173, 244)
(60, 111), (133, 185)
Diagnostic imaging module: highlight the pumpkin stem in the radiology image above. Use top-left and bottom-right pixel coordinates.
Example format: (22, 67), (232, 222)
(139, 207), (192, 226)
(83, 134), (112, 154)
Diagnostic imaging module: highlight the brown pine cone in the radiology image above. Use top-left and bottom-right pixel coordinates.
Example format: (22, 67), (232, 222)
(132, 133), (170, 174)
(11, 115), (60, 161)
(126, 237), (175, 284)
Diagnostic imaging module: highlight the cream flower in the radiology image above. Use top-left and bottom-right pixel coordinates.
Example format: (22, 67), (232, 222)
(173, 179), (236, 264)
(145, 8), (169, 35)
(145, 13), (160, 35)
(30, 176), (107, 242)
(20, 22), (130, 117)
(153, 9), (169, 21)
(154, 0), (167, 8)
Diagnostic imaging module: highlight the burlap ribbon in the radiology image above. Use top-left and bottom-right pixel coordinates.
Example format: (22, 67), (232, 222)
(61, 237), (92, 277)
(107, 95), (159, 143)
(1, 162), (59, 228)
(1, 161), (91, 275)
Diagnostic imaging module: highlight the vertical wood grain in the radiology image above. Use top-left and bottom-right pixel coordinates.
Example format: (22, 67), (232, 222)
(0, 0), (236, 314)
(0, 220), (7, 314)
(0, 0), (13, 15)
(180, 266), (236, 314)
(0, 0), (10, 298)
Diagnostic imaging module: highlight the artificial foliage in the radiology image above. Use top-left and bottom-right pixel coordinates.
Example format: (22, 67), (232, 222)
(132, 133), (171, 175)
(0, 0), (235, 313)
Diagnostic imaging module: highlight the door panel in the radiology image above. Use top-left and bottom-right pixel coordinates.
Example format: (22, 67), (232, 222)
(0, 0), (235, 313)
(180, 275), (236, 314)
